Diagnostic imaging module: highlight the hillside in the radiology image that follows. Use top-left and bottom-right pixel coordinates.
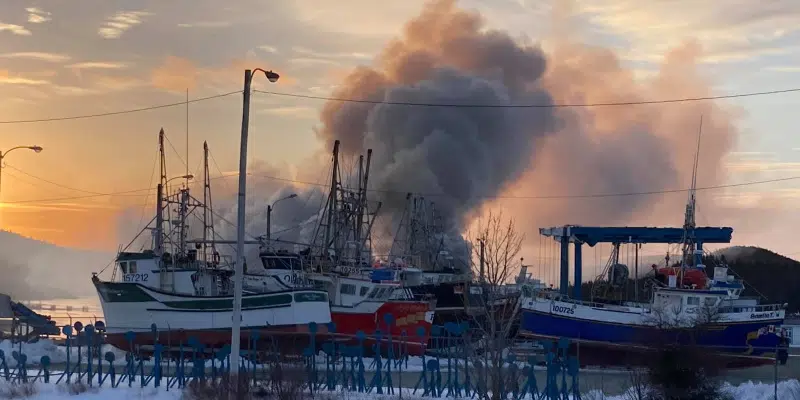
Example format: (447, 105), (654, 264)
(0, 231), (113, 301)
(707, 246), (800, 312)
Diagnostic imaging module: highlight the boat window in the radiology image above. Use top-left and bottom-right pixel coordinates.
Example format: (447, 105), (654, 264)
(340, 283), (356, 295)
(261, 256), (302, 270)
(368, 287), (380, 299)
(119, 261), (128, 273)
(129, 261), (138, 274)
(704, 297), (717, 307)
(360, 286), (369, 297)
(687, 296), (700, 306)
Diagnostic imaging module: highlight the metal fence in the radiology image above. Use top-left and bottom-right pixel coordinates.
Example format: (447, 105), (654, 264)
(0, 318), (582, 399)
(0, 318), (795, 399)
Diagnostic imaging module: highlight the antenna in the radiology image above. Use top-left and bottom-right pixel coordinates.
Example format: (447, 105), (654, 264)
(185, 88), (190, 188)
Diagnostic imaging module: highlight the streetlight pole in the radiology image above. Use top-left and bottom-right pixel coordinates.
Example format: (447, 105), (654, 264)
(231, 68), (279, 385)
(266, 193), (298, 248)
(0, 145), (43, 226)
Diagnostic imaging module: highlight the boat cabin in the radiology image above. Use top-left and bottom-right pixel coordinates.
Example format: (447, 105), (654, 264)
(114, 250), (216, 295)
(309, 269), (403, 307)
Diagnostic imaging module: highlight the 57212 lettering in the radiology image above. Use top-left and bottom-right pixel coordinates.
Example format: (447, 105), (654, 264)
(123, 273), (148, 283)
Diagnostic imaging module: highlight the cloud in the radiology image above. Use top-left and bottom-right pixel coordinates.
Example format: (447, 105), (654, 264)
(570, 0), (800, 65)
(0, 23), (31, 36)
(258, 45), (279, 54)
(0, 70), (49, 85)
(26, 7), (52, 24)
(67, 61), (128, 70)
(291, 46), (372, 60)
(98, 11), (150, 39)
(0, 52), (70, 62)
(766, 66), (800, 72)
(150, 56), (200, 92)
(258, 106), (318, 119)
(177, 21), (231, 28)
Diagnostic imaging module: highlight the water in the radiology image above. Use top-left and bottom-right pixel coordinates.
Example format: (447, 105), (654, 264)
(19, 296), (103, 329)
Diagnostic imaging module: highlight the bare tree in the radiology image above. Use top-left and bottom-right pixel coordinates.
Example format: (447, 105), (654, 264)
(465, 211), (525, 400)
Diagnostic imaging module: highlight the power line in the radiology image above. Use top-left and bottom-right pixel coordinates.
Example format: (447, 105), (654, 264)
(4, 170), (800, 205)
(0, 84), (799, 126)
(247, 172), (800, 199)
(0, 91), (239, 124)
(253, 86), (800, 108)
(3, 164), (104, 195)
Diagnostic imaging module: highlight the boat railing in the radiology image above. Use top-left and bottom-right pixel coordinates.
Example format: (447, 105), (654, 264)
(718, 303), (785, 314)
(526, 289), (640, 310)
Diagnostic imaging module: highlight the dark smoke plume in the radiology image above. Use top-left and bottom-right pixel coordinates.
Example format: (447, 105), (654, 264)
(316, 0), (738, 247)
(123, 0), (740, 272)
(317, 0), (558, 239)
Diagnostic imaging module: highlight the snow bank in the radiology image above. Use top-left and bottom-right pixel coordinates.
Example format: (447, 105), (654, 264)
(0, 380), (797, 400)
(0, 340), (127, 367)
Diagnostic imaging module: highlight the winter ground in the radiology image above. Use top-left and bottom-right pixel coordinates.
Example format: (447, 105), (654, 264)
(0, 380), (798, 400)
(3, 340), (800, 399)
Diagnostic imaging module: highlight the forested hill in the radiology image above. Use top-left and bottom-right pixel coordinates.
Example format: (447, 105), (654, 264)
(707, 246), (800, 313)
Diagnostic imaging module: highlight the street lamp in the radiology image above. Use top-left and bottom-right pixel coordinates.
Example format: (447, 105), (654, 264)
(0, 145), (44, 211)
(231, 68), (280, 382)
(266, 193), (298, 248)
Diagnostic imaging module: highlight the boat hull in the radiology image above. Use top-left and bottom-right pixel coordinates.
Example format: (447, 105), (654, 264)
(94, 281), (332, 354)
(330, 300), (434, 356)
(520, 299), (788, 368)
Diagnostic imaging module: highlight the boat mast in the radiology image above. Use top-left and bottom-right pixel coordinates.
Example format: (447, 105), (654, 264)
(155, 129), (166, 257)
(359, 149), (374, 261)
(680, 116), (703, 287)
(202, 141), (209, 263)
(323, 140), (340, 259)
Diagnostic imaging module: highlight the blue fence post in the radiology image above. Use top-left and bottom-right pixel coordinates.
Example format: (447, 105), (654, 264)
(248, 331), (258, 386)
(369, 329), (383, 394)
(355, 331), (366, 393)
(73, 321), (84, 382)
(322, 341), (336, 390)
(413, 326), (428, 395)
(36, 356), (50, 384)
(568, 356), (581, 400)
(507, 353), (519, 400)
(57, 325), (73, 384)
(518, 355), (539, 400)
(383, 313), (395, 395)
(85, 324), (95, 386)
(11, 351), (27, 383)
(124, 331), (137, 387)
(427, 358), (441, 397)
(95, 321), (106, 387)
(102, 352), (116, 388)
(0, 349), (9, 381)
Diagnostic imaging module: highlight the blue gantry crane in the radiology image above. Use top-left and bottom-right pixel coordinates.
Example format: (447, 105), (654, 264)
(538, 225), (734, 300)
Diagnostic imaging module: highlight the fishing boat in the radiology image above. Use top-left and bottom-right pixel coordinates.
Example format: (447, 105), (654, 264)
(518, 132), (789, 368)
(91, 131), (332, 353)
(244, 141), (435, 355)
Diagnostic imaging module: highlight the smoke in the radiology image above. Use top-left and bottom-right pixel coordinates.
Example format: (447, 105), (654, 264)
(211, 159), (329, 264)
(118, 0), (741, 270)
(317, 0), (558, 252)
(315, 0), (738, 248)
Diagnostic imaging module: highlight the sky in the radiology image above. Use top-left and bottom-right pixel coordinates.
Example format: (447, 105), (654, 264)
(2, 0), (800, 258)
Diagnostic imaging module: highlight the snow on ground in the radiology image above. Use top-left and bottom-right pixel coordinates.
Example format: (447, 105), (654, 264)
(0, 339), (638, 374)
(0, 380), (797, 399)
(0, 340), (127, 367)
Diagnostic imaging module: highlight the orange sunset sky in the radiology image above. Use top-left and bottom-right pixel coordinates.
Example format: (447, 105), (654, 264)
(2, 0), (800, 256)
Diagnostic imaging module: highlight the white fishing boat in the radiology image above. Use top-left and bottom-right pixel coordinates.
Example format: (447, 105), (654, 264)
(91, 131), (331, 353)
